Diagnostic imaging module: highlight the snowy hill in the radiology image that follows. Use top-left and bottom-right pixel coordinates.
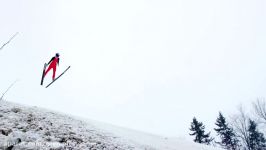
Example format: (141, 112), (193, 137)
(0, 101), (221, 150)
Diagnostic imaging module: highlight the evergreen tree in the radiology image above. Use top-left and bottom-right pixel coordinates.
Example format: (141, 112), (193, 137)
(248, 120), (266, 150)
(214, 112), (239, 150)
(189, 117), (213, 145)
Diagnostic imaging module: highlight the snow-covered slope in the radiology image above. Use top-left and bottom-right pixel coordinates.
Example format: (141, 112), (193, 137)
(0, 101), (221, 150)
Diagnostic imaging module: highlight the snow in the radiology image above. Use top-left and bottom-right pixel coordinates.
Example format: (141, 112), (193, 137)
(0, 100), (222, 150)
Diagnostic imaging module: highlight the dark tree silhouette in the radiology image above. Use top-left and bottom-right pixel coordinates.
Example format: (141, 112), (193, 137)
(248, 119), (266, 150)
(214, 112), (239, 150)
(189, 117), (213, 145)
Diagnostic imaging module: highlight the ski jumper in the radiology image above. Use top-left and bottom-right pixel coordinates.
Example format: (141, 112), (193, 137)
(44, 56), (59, 80)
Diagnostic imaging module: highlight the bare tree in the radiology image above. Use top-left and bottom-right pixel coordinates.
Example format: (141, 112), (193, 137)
(253, 98), (266, 124)
(231, 106), (251, 150)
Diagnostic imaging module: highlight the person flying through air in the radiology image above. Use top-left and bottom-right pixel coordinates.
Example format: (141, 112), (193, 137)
(44, 53), (60, 80)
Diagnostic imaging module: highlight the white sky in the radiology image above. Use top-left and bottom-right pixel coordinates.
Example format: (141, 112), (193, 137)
(0, 0), (266, 137)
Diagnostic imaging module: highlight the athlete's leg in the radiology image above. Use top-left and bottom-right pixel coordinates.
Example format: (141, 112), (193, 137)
(44, 65), (53, 76)
(52, 67), (57, 80)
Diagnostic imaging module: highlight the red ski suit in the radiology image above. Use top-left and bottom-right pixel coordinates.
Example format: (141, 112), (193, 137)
(45, 56), (59, 80)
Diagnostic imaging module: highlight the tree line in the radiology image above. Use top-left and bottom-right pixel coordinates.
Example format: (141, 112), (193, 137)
(189, 99), (266, 150)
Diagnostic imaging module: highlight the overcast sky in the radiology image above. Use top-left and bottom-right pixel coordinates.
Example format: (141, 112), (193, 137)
(0, 0), (266, 137)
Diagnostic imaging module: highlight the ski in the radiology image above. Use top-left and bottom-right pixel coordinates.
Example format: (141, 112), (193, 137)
(45, 66), (71, 88)
(40, 63), (47, 85)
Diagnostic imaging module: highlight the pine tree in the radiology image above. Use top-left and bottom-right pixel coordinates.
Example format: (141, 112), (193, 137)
(248, 120), (266, 150)
(189, 117), (213, 145)
(214, 112), (238, 150)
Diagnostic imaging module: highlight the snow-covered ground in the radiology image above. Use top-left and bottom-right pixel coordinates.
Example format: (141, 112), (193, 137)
(0, 100), (221, 150)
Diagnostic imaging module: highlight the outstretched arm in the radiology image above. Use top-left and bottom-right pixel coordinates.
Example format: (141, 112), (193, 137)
(47, 57), (55, 65)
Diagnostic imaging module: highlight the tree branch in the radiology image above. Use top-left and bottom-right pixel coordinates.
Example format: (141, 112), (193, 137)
(0, 32), (19, 51)
(0, 80), (19, 101)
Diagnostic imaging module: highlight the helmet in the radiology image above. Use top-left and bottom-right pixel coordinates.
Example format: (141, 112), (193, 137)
(56, 53), (60, 57)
